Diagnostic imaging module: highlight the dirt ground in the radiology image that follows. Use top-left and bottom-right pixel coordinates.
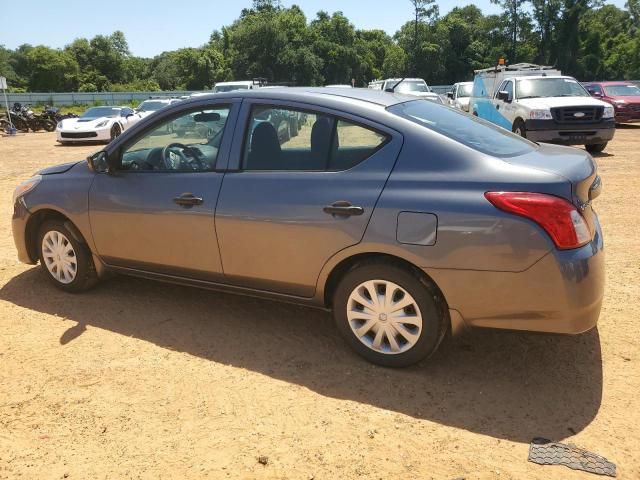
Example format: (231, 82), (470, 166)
(0, 130), (638, 480)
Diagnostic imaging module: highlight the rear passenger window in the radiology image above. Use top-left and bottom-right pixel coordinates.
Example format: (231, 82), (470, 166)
(243, 105), (388, 171)
(333, 120), (388, 170)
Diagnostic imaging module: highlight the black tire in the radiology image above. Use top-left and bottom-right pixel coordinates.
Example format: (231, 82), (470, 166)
(586, 142), (607, 154)
(37, 220), (98, 293)
(110, 123), (122, 141)
(512, 119), (526, 138)
(332, 260), (447, 367)
(43, 119), (56, 132)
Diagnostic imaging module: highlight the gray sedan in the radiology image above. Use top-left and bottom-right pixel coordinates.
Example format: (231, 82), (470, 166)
(11, 88), (604, 367)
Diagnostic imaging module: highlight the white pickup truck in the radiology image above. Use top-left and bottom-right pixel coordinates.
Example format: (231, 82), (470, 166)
(469, 63), (615, 153)
(446, 82), (473, 111)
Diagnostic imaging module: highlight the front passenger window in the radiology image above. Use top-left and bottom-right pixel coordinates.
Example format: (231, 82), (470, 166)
(120, 106), (230, 172)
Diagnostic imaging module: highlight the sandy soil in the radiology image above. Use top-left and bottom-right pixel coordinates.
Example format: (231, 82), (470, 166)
(0, 130), (638, 479)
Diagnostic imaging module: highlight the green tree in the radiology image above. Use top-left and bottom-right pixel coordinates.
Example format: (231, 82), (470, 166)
(408, 0), (439, 75)
(26, 46), (79, 91)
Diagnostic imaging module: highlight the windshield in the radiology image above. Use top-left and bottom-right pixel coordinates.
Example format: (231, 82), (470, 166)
(214, 84), (250, 93)
(604, 84), (640, 96)
(394, 81), (430, 93)
(517, 78), (590, 99)
(81, 107), (120, 119)
(137, 100), (168, 112)
(458, 84), (473, 97)
(389, 100), (535, 157)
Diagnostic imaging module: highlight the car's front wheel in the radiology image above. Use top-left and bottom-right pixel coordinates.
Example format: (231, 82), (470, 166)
(37, 220), (98, 293)
(512, 119), (526, 138)
(333, 261), (447, 367)
(110, 124), (121, 141)
(586, 142), (607, 154)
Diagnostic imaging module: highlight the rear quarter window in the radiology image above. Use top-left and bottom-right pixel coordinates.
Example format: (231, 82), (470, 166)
(389, 100), (536, 158)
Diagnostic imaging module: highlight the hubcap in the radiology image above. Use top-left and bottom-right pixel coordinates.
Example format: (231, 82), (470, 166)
(346, 280), (423, 355)
(42, 231), (77, 284)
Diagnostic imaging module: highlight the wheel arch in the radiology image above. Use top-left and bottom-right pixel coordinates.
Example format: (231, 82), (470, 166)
(321, 251), (450, 316)
(25, 208), (88, 263)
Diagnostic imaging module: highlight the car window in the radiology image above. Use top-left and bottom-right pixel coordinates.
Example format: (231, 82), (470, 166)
(120, 106), (230, 172)
(243, 106), (388, 171)
(458, 84), (473, 97)
(495, 81), (508, 99)
(389, 100), (536, 158)
(586, 84), (603, 95)
(504, 81), (514, 99)
(604, 84), (640, 96)
(332, 120), (388, 170)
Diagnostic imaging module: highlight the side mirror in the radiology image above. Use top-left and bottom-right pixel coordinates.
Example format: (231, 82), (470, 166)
(87, 150), (108, 173)
(126, 113), (135, 118)
(447, 92), (454, 99)
(497, 90), (511, 102)
(106, 149), (121, 173)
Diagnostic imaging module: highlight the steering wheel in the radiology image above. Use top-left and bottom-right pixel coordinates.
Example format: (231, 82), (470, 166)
(161, 143), (203, 170)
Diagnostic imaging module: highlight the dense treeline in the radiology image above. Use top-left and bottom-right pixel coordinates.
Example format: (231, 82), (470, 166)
(1, 0), (639, 92)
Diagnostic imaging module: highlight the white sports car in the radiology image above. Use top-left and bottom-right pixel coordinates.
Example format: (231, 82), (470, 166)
(56, 106), (142, 144)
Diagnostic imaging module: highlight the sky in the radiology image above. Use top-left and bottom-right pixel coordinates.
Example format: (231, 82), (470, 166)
(0, 0), (628, 58)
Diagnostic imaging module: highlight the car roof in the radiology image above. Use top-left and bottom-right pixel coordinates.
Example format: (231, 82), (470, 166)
(188, 87), (419, 108)
(215, 81), (254, 86)
(584, 81), (636, 86)
(509, 75), (575, 81)
(384, 78), (426, 82)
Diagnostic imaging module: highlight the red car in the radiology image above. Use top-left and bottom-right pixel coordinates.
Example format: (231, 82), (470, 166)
(584, 81), (640, 123)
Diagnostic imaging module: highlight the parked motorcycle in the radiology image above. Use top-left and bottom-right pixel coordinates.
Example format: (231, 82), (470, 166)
(9, 103), (56, 132)
(41, 105), (78, 124)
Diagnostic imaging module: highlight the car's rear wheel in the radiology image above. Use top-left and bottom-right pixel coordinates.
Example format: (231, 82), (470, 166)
(110, 124), (121, 141)
(333, 261), (446, 367)
(37, 220), (98, 293)
(512, 119), (526, 138)
(586, 142), (607, 154)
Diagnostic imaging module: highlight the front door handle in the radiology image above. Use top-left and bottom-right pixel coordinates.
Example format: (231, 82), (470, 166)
(323, 201), (364, 217)
(173, 193), (203, 207)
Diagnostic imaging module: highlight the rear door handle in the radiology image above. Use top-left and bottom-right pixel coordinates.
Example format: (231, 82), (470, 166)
(323, 201), (364, 217)
(173, 193), (203, 207)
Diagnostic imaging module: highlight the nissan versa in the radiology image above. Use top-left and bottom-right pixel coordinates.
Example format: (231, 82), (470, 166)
(11, 88), (605, 367)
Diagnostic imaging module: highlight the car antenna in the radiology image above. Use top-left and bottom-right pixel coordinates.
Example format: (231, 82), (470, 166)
(385, 78), (405, 93)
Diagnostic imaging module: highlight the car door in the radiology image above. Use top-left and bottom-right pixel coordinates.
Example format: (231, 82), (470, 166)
(214, 100), (403, 297)
(88, 101), (239, 281)
(501, 80), (516, 125)
(492, 80), (514, 130)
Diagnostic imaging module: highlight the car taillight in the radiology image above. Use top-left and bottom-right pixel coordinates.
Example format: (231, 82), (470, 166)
(485, 192), (591, 250)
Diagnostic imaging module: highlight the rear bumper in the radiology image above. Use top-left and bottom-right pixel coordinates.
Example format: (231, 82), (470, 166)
(524, 119), (615, 145)
(428, 215), (605, 335)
